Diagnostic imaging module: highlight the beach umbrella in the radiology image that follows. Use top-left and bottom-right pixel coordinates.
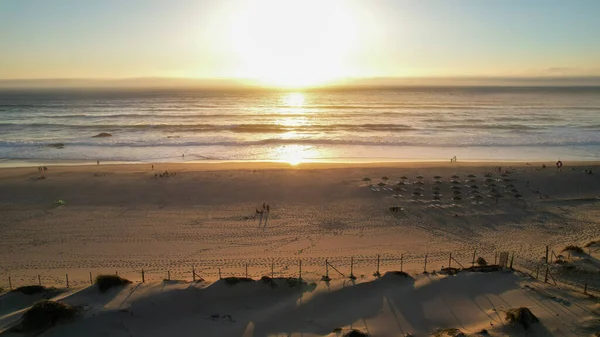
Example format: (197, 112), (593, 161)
(415, 187), (425, 191)
(489, 183), (497, 187)
(393, 187), (403, 191)
(453, 196), (462, 201)
(469, 190), (480, 194)
(451, 180), (461, 184)
(506, 184), (515, 188)
(412, 191), (422, 196)
(362, 177), (371, 185)
(501, 173), (508, 177)
(397, 181), (406, 185)
(434, 175), (442, 179)
(433, 191), (441, 195)
(382, 176), (389, 182)
(435, 180), (442, 184)
(415, 180), (425, 185)
(503, 178), (511, 182)
(468, 179), (477, 183)
(453, 190), (462, 195)
(484, 173), (493, 178)
(451, 185), (461, 190)
(485, 178), (494, 183)
(433, 196), (441, 200)
(473, 194), (483, 200)
(433, 186), (440, 190)
(400, 176), (408, 180)
(467, 174), (476, 178)
(416, 175), (424, 180)
(511, 188), (519, 193)
(470, 185), (479, 189)
(514, 193), (523, 199)
(451, 175), (459, 179)
(378, 182), (386, 187)
(490, 188), (498, 193)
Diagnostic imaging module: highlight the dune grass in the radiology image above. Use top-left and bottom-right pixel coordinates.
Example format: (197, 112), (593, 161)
(95, 274), (132, 292)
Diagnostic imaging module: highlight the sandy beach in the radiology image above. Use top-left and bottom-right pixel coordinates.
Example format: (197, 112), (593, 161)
(1, 161), (599, 336)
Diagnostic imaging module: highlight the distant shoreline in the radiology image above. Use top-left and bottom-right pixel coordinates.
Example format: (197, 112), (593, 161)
(1, 158), (599, 170)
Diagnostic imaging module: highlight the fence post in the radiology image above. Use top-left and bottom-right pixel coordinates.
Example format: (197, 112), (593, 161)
(168, 270), (171, 281)
(510, 252), (514, 269)
(245, 263), (248, 279)
(8, 276), (12, 290)
(424, 254), (428, 273)
(349, 257), (356, 280)
(325, 259), (329, 279)
(448, 253), (452, 268)
(38, 275), (41, 286)
(494, 252), (498, 265)
(193, 267), (196, 282)
(271, 262), (274, 279)
(299, 260), (302, 280)
(376, 255), (380, 277)
(66, 274), (69, 288)
(471, 250), (476, 266)
(90, 272), (93, 285)
(218, 268), (222, 280)
(544, 246), (549, 283)
(400, 254), (403, 272)
(116, 271), (119, 276)
(141, 269), (145, 283)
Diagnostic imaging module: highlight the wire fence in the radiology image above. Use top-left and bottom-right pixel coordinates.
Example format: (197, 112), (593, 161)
(1, 246), (597, 297)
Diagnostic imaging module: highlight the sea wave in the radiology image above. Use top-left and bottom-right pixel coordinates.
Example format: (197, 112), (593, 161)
(2, 138), (600, 149)
(0, 122), (418, 133)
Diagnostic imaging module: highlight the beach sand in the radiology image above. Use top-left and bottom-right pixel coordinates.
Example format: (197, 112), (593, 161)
(1, 161), (599, 336)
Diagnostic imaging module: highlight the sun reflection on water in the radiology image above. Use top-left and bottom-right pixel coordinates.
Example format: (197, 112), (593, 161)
(272, 144), (317, 166)
(282, 92), (305, 107)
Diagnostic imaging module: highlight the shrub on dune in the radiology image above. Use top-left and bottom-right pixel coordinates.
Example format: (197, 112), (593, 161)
(476, 257), (488, 266)
(222, 277), (254, 286)
(95, 275), (131, 292)
(343, 329), (370, 337)
(382, 271), (413, 280)
(10, 300), (80, 332)
(505, 307), (539, 329)
(11, 285), (50, 295)
(584, 240), (599, 248)
(433, 328), (466, 336)
(561, 245), (585, 254)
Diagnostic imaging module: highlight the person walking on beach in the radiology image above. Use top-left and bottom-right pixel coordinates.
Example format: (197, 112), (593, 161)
(97, 160), (99, 165)
(266, 204), (270, 213)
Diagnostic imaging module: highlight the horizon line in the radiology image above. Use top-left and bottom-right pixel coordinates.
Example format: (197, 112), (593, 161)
(1, 76), (600, 89)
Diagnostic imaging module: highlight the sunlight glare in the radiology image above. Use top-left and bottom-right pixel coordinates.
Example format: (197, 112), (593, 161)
(228, 0), (359, 88)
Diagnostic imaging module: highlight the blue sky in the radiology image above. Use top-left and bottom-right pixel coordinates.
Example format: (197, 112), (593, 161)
(1, 0), (599, 83)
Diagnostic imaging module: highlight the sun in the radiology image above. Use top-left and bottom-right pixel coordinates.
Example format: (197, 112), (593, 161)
(227, 0), (359, 88)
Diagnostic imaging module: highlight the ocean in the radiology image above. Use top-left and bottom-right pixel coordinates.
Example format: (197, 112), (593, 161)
(1, 87), (599, 165)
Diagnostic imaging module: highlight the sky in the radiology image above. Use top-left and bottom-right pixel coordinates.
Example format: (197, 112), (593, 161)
(1, 0), (600, 87)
